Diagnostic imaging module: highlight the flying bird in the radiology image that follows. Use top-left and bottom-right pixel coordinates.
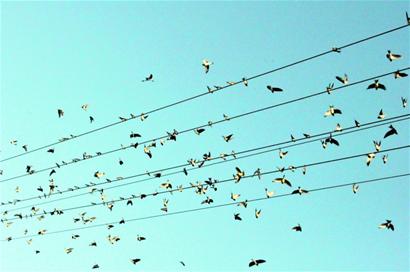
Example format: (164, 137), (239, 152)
(89, 116), (94, 123)
(292, 224), (302, 232)
(57, 109), (64, 118)
(367, 80), (386, 90)
(47, 148), (55, 153)
(273, 176), (292, 187)
(231, 193), (241, 201)
(325, 134), (340, 146)
(373, 140), (381, 152)
(265, 188), (274, 198)
(234, 213), (242, 221)
(352, 183), (359, 194)
(292, 187), (309, 195)
(366, 153), (376, 166)
(335, 74), (348, 85)
(402, 97), (407, 108)
(202, 59), (213, 73)
(324, 105), (342, 117)
(131, 258), (141, 265)
(94, 171), (105, 179)
(92, 264), (99, 269)
(384, 125), (398, 138)
(279, 149), (288, 159)
(382, 154), (388, 164)
(379, 219), (394, 231)
(142, 74), (153, 82)
(255, 209), (262, 219)
(143, 145), (152, 158)
(81, 104), (89, 111)
(249, 259), (266, 267)
(326, 83), (334, 94)
(242, 77), (248, 86)
(266, 85), (283, 93)
(64, 248), (73, 254)
(194, 128), (205, 135)
(394, 70), (408, 79)
(233, 167), (245, 182)
(386, 50), (401, 62)
(137, 235), (146, 241)
(223, 134), (234, 142)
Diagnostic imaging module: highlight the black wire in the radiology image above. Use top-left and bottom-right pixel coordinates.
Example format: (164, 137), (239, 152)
(1, 23), (408, 163)
(3, 145), (409, 222)
(2, 114), (409, 211)
(2, 172), (409, 242)
(1, 67), (408, 184)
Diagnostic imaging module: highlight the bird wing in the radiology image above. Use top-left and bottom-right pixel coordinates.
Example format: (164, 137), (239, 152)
(367, 83), (376, 89)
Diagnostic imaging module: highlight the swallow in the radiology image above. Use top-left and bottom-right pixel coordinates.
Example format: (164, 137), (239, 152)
(279, 149), (288, 159)
(253, 168), (261, 179)
(81, 104), (88, 111)
(194, 128), (205, 135)
(47, 148), (55, 153)
(233, 167), (245, 182)
(57, 109), (64, 118)
(335, 123), (342, 132)
(324, 105), (342, 117)
(384, 125), (398, 138)
(231, 193), (241, 201)
(386, 50), (401, 61)
(223, 134), (234, 142)
(377, 109), (385, 119)
(22, 145), (28, 152)
(202, 59), (213, 73)
(201, 196), (214, 205)
(255, 209), (262, 219)
(379, 219), (394, 231)
(10, 140), (18, 145)
(373, 140), (381, 152)
(234, 213), (242, 221)
(242, 77), (248, 86)
(382, 154), (388, 164)
(137, 235), (146, 241)
(92, 264), (99, 269)
(266, 85), (283, 93)
(354, 120), (360, 127)
(336, 74), (348, 85)
(326, 83), (334, 94)
(325, 134), (339, 146)
(366, 153), (376, 166)
(273, 176), (292, 187)
(292, 224), (302, 232)
(367, 80), (386, 90)
(94, 171), (105, 178)
(402, 97), (407, 108)
(130, 132), (141, 138)
(142, 74), (153, 82)
(143, 145), (152, 158)
(352, 183), (359, 194)
(249, 259), (266, 267)
(290, 134), (296, 142)
(265, 188), (274, 198)
(131, 258), (141, 265)
(292, 186), (309, 195)
(89, 241), (97, 247)
(394, 70), (408, 79)
(64, 248), (73, 254)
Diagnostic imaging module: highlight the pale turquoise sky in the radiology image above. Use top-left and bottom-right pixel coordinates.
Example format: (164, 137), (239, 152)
(0, 1), (409, 271)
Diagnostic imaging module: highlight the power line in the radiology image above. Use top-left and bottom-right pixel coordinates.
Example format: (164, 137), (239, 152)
(2, 114), (408, 211)
(1, 67), (408, 184)
(3, 145), (409, 222)
(2, 172), (409, 242)
(1, 23), (408, 164)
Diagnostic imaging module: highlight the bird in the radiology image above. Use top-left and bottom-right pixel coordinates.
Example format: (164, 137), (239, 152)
(223, 134), (234, 142)
(143, 145), (152, 158)
(126, 199), (133, 206)
(382, 154), (388, 164)
(233, 167), (245, 182)
(89, 116), (94, 123)
(379, 219), (394, 231)
(265, 188), (274, 198)
(130, 132), (141, 138)
(131, 258), (141, 265)
(231, 193), (241, 201)
(242, 77), (248, 86)
(140, 113), (148, 121)
(202, 59), (213, 73)
(402, 97), (407, 108)
(57, 109), (64, 118)
(384, 125), (398, 138)
(180, 261), (186, 267)
(377, 109), (385, 119)
(22, 145), (28, 152)
(279, 149), (288, 159)
(352, 183), (359, 194)
(325, 134), (340, 146)
(94, 171), (105, 179)
(373, 140), (381, 152)
(253, 168), (262, 179)
(273, 176), (292, 187)
(407, 11), (410, 24)
(118, 158), (124, 165)
(234, 213), (242, 221)
(255, 209), (262, 219)
(367, 80), (386, 90)
(92, 264), (99, 269)
(335, 74), (348, 85)
(137, 235), (146, 241)
(119, 218), (125, 224)
(326, 83), (334, 94)
(89, 241), (97, 247)
(249, 259), (266, 267)
(201, 196), (214, 205)
(194, 128), (205, 135)
(10, 139), (18, 145)
(47, 148), (55, 153)
(292, 187), (309, 195)
(335, 123), (342, 132)
(49, 169), (56, 176)
(324, 105), (342, 117)
(366, 153), (376, 166)
(266, 85), (283, 93)
(64, 248), (73, 254)
(321, 140), (328, 149)
(292, 224), (302, 232)
(81, 104), (89, 111)
(355, 120), (361, 127)
(386, 50), (401, 61)
(142, 74), (153, 82)
(394, 70), (408, 79)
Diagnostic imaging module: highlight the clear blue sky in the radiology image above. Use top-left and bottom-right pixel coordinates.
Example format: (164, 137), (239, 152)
(1, 1), (409, 271)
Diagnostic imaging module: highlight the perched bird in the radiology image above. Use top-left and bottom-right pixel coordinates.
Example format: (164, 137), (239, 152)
(394, 70), (408, 79)
(367, 80), (386, 90)
(265, 188), (274, 198)
(352, 183), (359, 194)
(253, 168), (262, 179)
(402, 97), (407, 108)
(407, 11), (410, 24)
(335, 123), (342, 132)
(273, 176), (292, 187)
(234, 213), (242, 221)
(223, 134), (234, 142)
(331, 47), (341, 53)
(140, 113), (148, 121)
(379, 219), (394, 231)
(142, 74), (153, 82)
(355, 120), (361, 127)
(57, 109), (64, 118)
(324, 105), (342, 117)
(384, 125), (398, 138)
(335, 74), (348, 85)
(366, 153), (376, 166)
(292, 224), (302, 232)
(326, 83), (334, 94)
(255, 209), (262, 219)
(249, 259), (266, 267)
(231, 193), (241, 201)
(202, 59), (213, 73)
(292, 187), (309, 195)
(131, 258), (141, 265)
(377, 109), (385, 119)
(242, 77), (248, 86)
(386, 50), (401, 62)
(223, 114), (230, 121)
(266, 85), (283, 93)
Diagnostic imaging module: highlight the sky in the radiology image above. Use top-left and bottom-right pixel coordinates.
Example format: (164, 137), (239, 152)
(0, 1), (409, 271)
